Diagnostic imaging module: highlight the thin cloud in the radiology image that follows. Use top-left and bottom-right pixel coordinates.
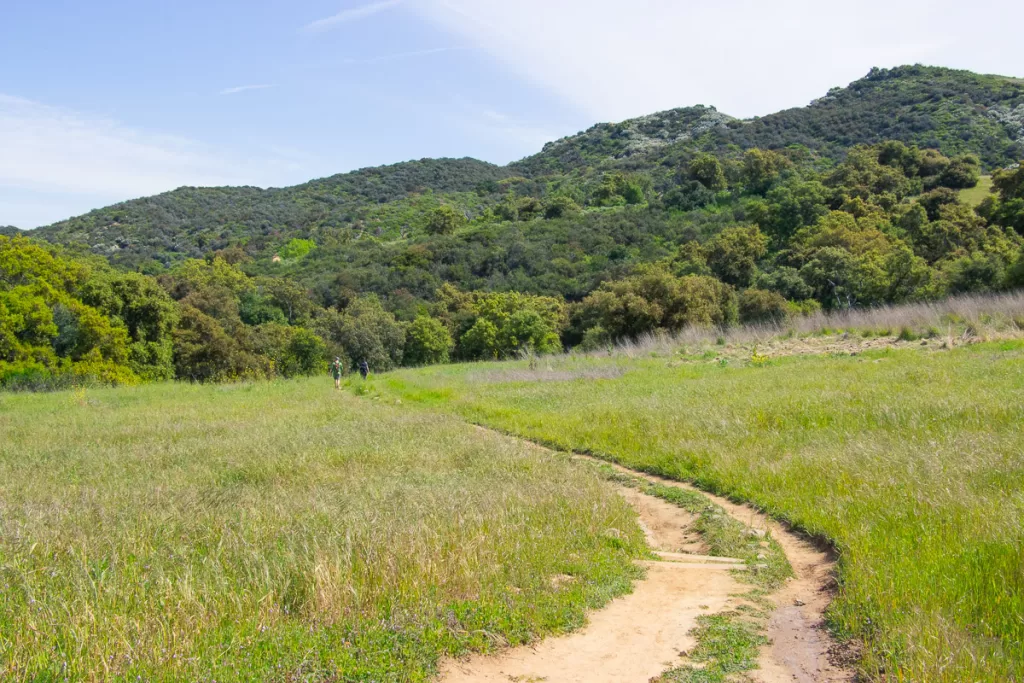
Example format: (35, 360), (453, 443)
(0, 95), (311, 227)
(303, 0), (402, 33)
(340, 46), (471, 65)
(449, 97), (558, 152)
(220, 84), (277, 95)
(411, 0), (1024, 122)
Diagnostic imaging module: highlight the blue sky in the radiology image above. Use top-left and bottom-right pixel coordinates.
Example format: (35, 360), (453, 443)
(2, 0), (1022, 229)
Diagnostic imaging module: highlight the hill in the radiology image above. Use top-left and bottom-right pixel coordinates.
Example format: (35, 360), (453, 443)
(515, 65), (1024, 176)
(7, 65), (1024, 388)
(32, 65), (1024, 268)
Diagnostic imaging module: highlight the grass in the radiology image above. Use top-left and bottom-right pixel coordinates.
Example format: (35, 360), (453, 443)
(958, 175), (995, 207)
(381, 339), (1024, 682)
(0, 380), (646, 681)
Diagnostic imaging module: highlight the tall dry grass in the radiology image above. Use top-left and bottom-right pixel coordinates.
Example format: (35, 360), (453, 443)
(604, 290), (1024, 358)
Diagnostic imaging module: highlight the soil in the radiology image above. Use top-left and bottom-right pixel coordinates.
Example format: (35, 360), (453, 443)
(438, 434), (855, 683)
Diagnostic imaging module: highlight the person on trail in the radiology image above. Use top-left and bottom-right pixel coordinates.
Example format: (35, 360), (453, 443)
(359, 359), (369, 381)
(331, 357), (344, 389)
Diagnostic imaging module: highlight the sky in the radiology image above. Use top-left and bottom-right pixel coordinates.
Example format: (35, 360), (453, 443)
(2, 0), (1022, 229)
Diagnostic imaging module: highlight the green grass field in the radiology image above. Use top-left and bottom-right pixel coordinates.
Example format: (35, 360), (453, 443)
(958, 174), (995, 207)
(382, 341), (1024, 682)
(0, 381), (644, 681)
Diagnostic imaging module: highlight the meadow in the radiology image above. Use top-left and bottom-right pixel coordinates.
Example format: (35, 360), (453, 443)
(382, 338), (1024, 682)
(0, 381), (645, 681)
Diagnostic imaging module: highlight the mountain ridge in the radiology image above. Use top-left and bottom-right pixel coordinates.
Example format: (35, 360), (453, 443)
(31, 64), (1024, 266)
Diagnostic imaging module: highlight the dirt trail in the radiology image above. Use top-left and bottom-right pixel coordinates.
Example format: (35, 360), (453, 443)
(439, 434), (853, 683)
(602, 460), (854, 683)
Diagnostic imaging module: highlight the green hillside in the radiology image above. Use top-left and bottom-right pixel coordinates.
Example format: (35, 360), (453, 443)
(33, 65), (1024, 270)
(7, 64), (1024, 388)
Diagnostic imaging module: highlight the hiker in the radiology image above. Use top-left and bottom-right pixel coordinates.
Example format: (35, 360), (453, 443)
(359, 359), (369, 380)
(331, 357), (344, 389)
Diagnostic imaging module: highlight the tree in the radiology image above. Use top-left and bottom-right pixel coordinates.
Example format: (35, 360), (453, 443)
(172, 305), (263, 382)
(743, 149), (792, 194)
(592, 172), (650, 207)
(454, 291), (565, 359)
(754, 267), (814, 301)
(314, 296), (406, 371)
(937, 155), (981, 189)
(544, 195), (582, 219)
(704, 225), (769, 288)
(688, 153), (727, 191)
(285, 327), (327, 376)
(404, 316), (452, 366)
(664, 181), (715, 212)
(746, 179), (830, 245)
(983, 164), (1024, 234)
(576, 267), (738, 341)
(79, 272), (178, 380)
(426, 205), (467, 235)
(278, 238), (316, 261)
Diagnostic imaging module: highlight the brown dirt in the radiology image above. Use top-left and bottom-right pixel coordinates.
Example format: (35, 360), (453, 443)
(596, 458), (854, 683)
(439, 432), (854, 682)
(439, 483), (742, 683)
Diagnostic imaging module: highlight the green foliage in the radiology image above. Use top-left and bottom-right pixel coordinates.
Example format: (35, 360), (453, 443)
(938, 154), (982, 189)
(403, 315), (453, 366)
(15, 67), (1024, 383)
(437, 288), (566, 360)
(688, 153), (728, 191)
(983, 164), (1024, 234)
(543, 195), (582, 219)
(738, 288), (789, 324)
(0, 236), (141, 389)
(704, 225), (769, 287)
(314, 296), (406, 371)
(250, 324), (328, 377)
(425, 205), (467, 235)
(577, 267), (737, 341)
(79, 271), (178, 380)
(278, 237), (316, 261)
(746, 179), (830, 245)
(742, 148), (792, 193)
(592, 172), (650, 207)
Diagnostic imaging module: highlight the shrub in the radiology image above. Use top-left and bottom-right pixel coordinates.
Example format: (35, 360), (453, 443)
(404, 316), (453, 366)
(425, 205), (467, 235)
(577, 267), (738, 341)
(278, 238), (316, 261)
(544, 195), (582, 219)
(739, 289), (789, 324)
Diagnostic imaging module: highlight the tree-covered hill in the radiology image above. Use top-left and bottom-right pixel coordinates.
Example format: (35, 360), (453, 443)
(32, 66), (1024, 269)
(6, 65), (1024, 388)
(514, 65), (1024, 175)
(32, 158), (511, 267)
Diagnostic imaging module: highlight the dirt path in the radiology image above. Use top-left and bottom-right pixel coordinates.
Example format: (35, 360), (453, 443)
(604, 460), (854, 683)
(439, 434), (853, 683)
